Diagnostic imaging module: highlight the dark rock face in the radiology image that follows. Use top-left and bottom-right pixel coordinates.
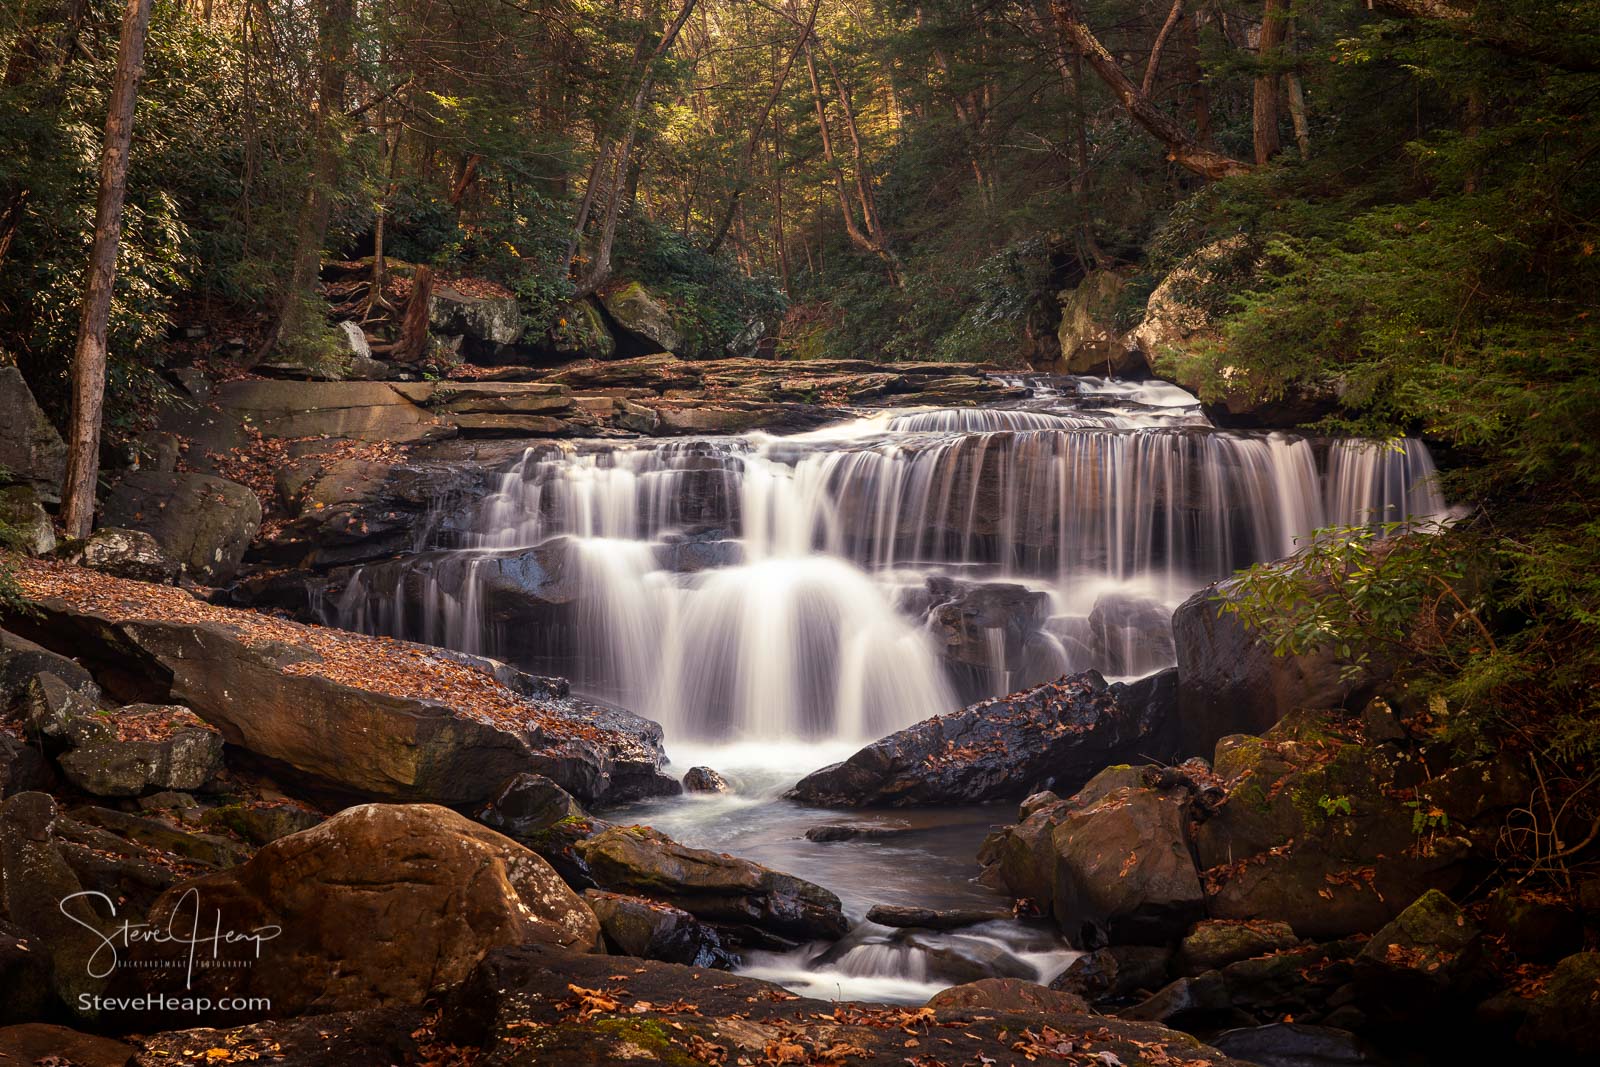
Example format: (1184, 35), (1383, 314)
(583, 890), (737, 969)
(1208, 1023), (1380, 1067)
(102, 471), (262, 585)
(1351, 889), (1490, 1024)
(0, 922), (53, 1023)
(788, 668), (1179, 808)
(806, 821), (912, 843)
(574, 825), (848, 943)
(475, 771), (609, 887)
(138, 804), (600, 1022)
(1520, 952), (1600, 1056)
(0, 366), (67, 501)
(55, 527), (180, 584)
(439, 942), (1255, 1066)
(1179, 919), (1299, 976)
(926, 977), (1091, 1015)
(864, 904), (1011, 930)
(53, 704), (225, 798)
(0, 485), (54, 556)
(1196, 713), (1482, 939)
(1173, 579), (1362, 755)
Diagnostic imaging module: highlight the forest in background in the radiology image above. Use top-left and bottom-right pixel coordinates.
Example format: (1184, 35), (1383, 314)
(2, 0), (1599, 857)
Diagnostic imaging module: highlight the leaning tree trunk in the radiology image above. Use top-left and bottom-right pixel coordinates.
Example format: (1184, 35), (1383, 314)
(60, 0), (153, 540)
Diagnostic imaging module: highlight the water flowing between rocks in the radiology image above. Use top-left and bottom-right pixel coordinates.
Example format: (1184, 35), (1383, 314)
(313, 374), (1448, 1001)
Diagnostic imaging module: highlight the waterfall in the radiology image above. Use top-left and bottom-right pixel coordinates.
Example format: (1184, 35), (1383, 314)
(320, 378), (1447, 742)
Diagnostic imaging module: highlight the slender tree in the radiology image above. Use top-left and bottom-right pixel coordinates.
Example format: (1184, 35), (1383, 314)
(60, 0), (154, 539)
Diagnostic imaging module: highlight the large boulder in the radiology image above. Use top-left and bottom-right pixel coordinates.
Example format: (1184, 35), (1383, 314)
(574, 825), (847, 942)
(0, 366), (67, 501)
(9, 562), (677, 807)
(788, 669), (1180, 808)
(101, 471), (261, 585)
(583, 889), (737, 969)
(213, 380), (453, 443)
(55, 704), (225, 798)
(1056, 270), (1145, 376)
(1353, 889), (1485, 1015)
(429, 282), (524, 350)
(546, 297), (617, 360)
(1173, 578), (1360, 755)
(598, 281), (682, 354)
(1520, 952), (1600, 1056)
(140, 804), (600, 1020)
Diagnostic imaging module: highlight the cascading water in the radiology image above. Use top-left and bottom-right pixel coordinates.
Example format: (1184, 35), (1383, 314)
(322, 375), (1447, 740)
(315, 373), (1450, 1003)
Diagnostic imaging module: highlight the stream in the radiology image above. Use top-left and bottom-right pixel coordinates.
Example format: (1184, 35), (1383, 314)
(313, 373), (1449, 1002)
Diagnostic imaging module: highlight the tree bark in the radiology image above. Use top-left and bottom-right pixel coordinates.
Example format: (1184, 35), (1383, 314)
(1142, 0), (1185, 97)
(1048, 0), (1250, 180)
(1253, 0), (1288, 164)
(60, 0), (153, 539)
(379, 265), (434, 364)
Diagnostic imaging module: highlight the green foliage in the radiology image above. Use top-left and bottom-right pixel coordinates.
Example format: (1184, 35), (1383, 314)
(1318, 794), (1354, 818)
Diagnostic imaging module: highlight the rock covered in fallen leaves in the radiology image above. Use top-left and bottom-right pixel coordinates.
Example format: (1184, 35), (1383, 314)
(54, 704), (224, 798)
(576, 824), (848, 943)
(101, 471), (262, 585)
(788, 668), (1180, 808)
(1178, 919), (1300, 976)
(438, 942), (1258, 1066)
(924, 976), (1091, 1015)
(8, 559), (677, 806)
(134, 803), (601, 1022)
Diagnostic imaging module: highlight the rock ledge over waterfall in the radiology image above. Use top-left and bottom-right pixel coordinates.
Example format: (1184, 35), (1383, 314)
(788, 667), (1180, 807)
(3, 558), (677, 806)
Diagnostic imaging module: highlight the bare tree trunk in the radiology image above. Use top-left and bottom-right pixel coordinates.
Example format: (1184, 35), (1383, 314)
(1049, 0), (1249, 180)
(1253, 0), (1287, 164)
(1142, 0), (1184, 97)
(61, 0), (153, 539)
(1285, 71), (1310, 159)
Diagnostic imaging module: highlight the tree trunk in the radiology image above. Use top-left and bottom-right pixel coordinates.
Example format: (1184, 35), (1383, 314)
(388, 265), (433, 364)
(60, 0), (153, 540)
(1285, 71), (1311, 159)
(1048, 0), (1250, 180)
(1252, 0), (1287, 164)
(256, 0), (354, 362)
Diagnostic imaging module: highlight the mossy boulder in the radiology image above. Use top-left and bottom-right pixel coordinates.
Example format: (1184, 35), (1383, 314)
(55, 704), (224, 798)
(53, 527), (179, 584)
(1179, 919), (1299, 975)
(0, 486), (53, 556)
(102, 471), (262, 585)
(548, 298), (617, 360)
(1520, 952), (1600, 1056)
(599, 281), (682, 354)
(1056, 270), (1145, 376)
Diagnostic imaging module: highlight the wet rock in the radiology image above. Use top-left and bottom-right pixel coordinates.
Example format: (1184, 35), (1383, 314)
(1208, 1022), (1379, 1066)
(54, 527), (180, 584)
(0, 485), (54, 556)
(140, 804), (600, 1021)
(1172, 578), (1364, 754)
(0, 1023), (133, 1067)
(865, 904), (1011, 930)
(1519, 952), (1600, 1056)
(1051, 945), (1173, 1002)
(102, 471), (262, 585)
(927, 977), (1091, 1015)
(575, 824), (847, 942)
(475, 771), (607, 887)
(583, 889), (737, 969)
(788, 669), (1179, 808)
(805, 821), (912, 843)
(55, 704), (225, 797)
(599, 281), (681, 353)
(1049, 785), (1204, 947)
(132, 1008), (423, 1067)
(910, 576), (1053, 690)
(0, 366), (67, 501)
(682, 766), (729, 793)
(1088, 591), (1174, 676)
(444, 942), (1255, 1066)
(1179, 919), (1299, 975)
